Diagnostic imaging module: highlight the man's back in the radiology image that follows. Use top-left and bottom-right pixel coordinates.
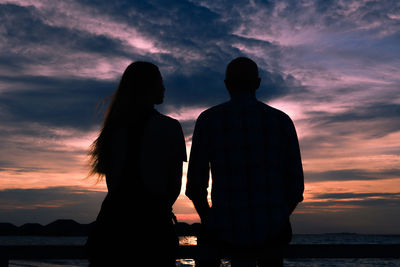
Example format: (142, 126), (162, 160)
(186, 93), (304, 247)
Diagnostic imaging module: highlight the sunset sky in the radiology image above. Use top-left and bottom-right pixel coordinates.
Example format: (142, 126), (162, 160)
(0, 0), (399, 234)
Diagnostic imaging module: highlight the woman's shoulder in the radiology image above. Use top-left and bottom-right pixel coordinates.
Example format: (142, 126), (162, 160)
(152, 110), (183, 130)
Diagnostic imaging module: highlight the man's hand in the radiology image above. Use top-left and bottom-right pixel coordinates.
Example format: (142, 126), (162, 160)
(192, 197), (211, 223)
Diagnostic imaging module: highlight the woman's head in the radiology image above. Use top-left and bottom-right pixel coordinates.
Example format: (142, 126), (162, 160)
(117, 61), (165, 106)
(104, 61), (165, 126)
(88, 61), (164, 177)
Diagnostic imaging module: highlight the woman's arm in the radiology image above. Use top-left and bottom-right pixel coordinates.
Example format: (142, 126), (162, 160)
(167, 160), (183, 207)
(106, 127), (129, 193)
(166, 120), (186, 207)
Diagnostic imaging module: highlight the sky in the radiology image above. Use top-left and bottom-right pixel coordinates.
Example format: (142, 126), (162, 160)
(0, 0), (399, 234)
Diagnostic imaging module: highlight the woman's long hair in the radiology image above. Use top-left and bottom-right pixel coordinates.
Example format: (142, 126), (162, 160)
(88, 61), (164, 179)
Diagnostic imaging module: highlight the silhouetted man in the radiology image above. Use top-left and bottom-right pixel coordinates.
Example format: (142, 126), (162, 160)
(186, 57), (304, 267)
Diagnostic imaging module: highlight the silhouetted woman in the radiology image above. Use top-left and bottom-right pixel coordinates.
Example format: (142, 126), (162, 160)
(86, 62), (186, 266)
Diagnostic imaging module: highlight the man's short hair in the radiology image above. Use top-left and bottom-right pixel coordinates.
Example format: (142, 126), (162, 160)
(225, 57), (260, 92)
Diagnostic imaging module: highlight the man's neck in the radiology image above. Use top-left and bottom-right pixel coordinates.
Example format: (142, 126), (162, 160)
(229, 91), (257, 101)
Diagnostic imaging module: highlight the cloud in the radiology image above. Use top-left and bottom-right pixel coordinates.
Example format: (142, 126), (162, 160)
(238, 0), (400, 43)
(1, 1), (162, 53)
(0, 120), (99, 189)
(313, 192), (400, 200)
(0, 0), (299, 127)
(311, 102), (400, 125)
(0, 186), (106, 225)
(306, 169), (400, 182)
(0, 4), (126, 56)
(292, 204), (400, 234)
(291, 191), (400, 234)
(0, 75), (114, 129)
(0, 3), (135, 80)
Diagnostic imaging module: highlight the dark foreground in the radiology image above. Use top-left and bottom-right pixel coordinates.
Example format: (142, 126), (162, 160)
(1, 243), (400, 266)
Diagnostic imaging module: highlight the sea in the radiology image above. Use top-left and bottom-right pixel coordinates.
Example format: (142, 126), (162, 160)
(1, 234), (400, 267)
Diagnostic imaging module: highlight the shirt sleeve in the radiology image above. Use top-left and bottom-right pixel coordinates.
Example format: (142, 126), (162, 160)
(167, 119), (187, 162)
(185, 113), (210, 201)
(285, 117), (304, 206)
(176, 120), (187, 162)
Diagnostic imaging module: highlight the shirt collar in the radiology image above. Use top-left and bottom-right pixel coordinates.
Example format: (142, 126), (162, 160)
(229, 92), (257, 103)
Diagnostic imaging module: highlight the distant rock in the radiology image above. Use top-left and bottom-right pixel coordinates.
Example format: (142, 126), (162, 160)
(0, 223), (19, 235)
(20, 223), (44, 235)
(0, 219), (202, 236)
(44, 219), (88, 236)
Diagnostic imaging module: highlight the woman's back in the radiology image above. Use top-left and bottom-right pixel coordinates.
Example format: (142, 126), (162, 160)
(140, 109), (186, 196)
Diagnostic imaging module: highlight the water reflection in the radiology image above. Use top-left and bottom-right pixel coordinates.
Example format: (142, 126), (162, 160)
(177, 237), (231, 266)
(176, 259), (230, 267)
(179, 236), (197, 246)
(177, 258), (196, 266)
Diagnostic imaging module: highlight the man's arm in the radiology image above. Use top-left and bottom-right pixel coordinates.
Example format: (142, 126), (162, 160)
(285, 117), (304, 215)
(185, 113), (211, 223)
(192, 197), (210, 223)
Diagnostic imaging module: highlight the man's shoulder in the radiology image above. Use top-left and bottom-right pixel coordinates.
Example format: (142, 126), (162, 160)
(197, 101), (231, 120)
(197, 100), (293, 124)
(257, 101), (292, 121)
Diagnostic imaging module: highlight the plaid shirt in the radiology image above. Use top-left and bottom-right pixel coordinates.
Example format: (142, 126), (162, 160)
(186, 94), (304, 246)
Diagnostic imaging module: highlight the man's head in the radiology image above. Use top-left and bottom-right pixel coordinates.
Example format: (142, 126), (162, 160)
(225, 57), (261, 94)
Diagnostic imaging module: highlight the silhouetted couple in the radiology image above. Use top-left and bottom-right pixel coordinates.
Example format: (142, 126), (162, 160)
(86, 57), (304, 267)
